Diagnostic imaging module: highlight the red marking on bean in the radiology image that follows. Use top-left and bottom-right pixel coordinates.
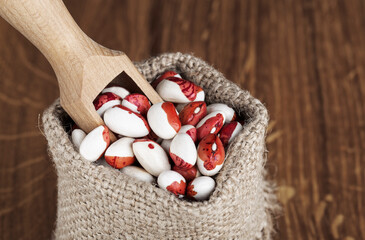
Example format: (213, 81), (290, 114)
(161, 102), (181, 132)
(96, 126), (111, 160)
(170, 152), (193, 170)
(166, 77), (197, 101)
(186, 182), (197, 197)
(148, 143), (154, 149)
(195, 85), (204, 94)
(105, 156), (135, 169)
(185, 128), (197, 142)
(102, 126), (110, 145)
(173, 165), (198, 182)
(198, 134), (225, 171)
(93, 92), (121, 110)
(179, 101), (207, 126)
(219, 122), (239, 147)
(196, 113), (224, 140)
(231, 112), (237, 122)
(124, 93), (151, 115)
(166, 180), (186, 196)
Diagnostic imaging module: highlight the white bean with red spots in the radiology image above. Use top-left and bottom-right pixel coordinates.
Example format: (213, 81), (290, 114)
(196, 111), (225, 141)
(186, 176), (215, 200)
(132, 139), (170, 177)
(79, 125), (110, 162)
(219, 121), (243, 147)
(147, 102), (181, 139)
(152, 70), (182, 89)
(121, 93), (151, 115)
(156, 77), (197, 103)
(157, 170), (186, 198)
(93, 92), (122, 117)
(104, 137), (135, 169)
(170, 133), (197, 170)
(104, 105), (150, 138)
(197, 134), (225, 176)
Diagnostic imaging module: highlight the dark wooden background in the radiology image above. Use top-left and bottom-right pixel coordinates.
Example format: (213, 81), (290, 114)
(1, 0), (364, 239)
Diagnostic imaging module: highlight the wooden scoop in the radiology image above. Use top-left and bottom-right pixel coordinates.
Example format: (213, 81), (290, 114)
(0, 0), (163, 141)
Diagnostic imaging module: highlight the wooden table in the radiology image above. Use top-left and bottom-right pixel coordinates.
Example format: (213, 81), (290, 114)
(0, 1), (364, 239)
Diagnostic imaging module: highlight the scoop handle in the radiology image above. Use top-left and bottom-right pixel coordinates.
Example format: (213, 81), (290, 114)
(0, 0), (106, 76)
(0, 0), (120, 140)
(0, 0), (163, 142)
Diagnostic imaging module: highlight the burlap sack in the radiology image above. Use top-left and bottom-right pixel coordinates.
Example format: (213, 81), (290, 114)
(42, 53), (279, 240)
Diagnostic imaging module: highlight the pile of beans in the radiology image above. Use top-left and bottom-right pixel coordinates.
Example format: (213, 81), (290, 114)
(70, 71), (244, 201)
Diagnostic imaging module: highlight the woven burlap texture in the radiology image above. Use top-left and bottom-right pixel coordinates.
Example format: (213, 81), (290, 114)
(42, 52), (279, 240)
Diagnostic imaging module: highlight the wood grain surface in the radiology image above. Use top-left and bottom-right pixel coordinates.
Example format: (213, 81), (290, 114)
(0, 0), (364, 239)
